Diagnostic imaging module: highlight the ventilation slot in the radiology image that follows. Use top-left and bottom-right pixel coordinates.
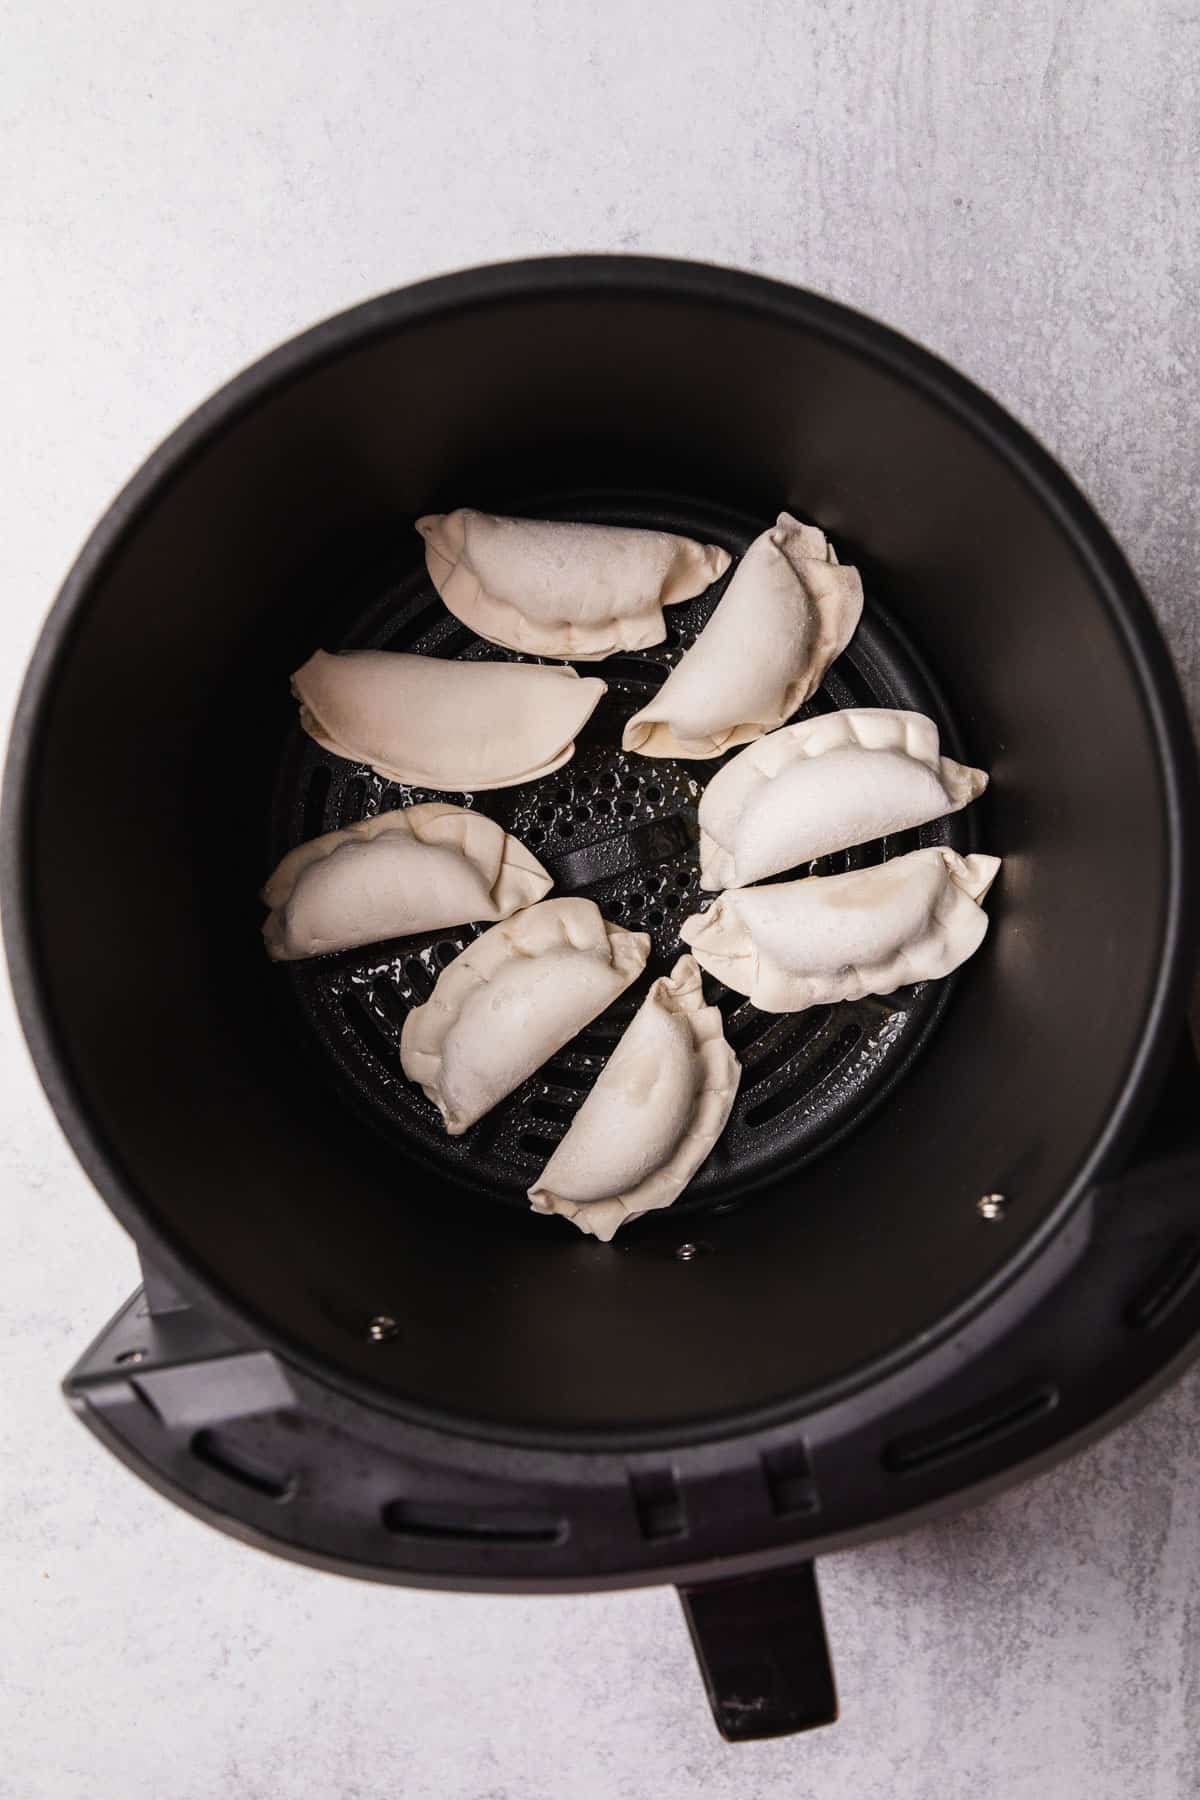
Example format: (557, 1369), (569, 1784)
(743, 1020), (828, 1089)
(302, 765), (332, 840)
(369, 983), (410, 1035)
(191, 1429), (295, 1501)
(884, 1385), (1058, 1476)
(383, 598), (444, 647)
(467, 1107), (508, 1156)
(403, 958), (435, 1000)
(602, 656), (667, 689)
(526, 1098), (574, 1126)
(430, 624), (474, 658)
(541, 1062), (596, 1093)
(629, 1466), (686, 1540)
(762, 1442), (818, 1517)
(578, 1019), (624, 1046)
(518, 1133), (560, 1161)
(382, 1499), (565, 1545)
(1125, 1236), (1200, 1330)
(339, 776), (368, 824)
(787, 1013), (851, 1078)
(743, 1025), (862, 1128)
(340, 993), (397, 1070)
(727, 1011), (775, 1053)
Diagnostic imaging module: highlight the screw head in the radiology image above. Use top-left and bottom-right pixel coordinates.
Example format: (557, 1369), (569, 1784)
(977, 1193), (1008, 1222)
(367, 1314), (399, 1343)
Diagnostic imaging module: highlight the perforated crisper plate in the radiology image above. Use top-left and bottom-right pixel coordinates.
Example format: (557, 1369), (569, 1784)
(269, 495), (976, 1222)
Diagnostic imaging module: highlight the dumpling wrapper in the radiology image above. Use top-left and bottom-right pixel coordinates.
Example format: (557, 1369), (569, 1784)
(680, 847), (1001, 1013)
(699, 708), (988, 889)
(292, 650), (606, 791)
(261, 803), (552, 961)
(622, 514), (863, 759)
(527, 955), (740, 1242)
(416, 509), (730, 661)
(400, 898), (650, 1135)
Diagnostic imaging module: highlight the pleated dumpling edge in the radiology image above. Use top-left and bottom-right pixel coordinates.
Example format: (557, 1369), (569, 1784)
(527, 955), (741, 1241)
(399, 898), (651, 1135)
(698, 707), (989, 889)
(416, 508), (731, 661)
(681, 848), (1001, 1012)
(261, 803), (553, 961)
(621, 513), (864, 759)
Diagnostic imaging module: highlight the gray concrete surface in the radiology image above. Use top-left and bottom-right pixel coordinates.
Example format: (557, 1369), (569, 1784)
(2, 2), (1198, 1795)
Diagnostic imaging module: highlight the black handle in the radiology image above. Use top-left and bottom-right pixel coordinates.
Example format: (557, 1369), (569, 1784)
(678, 1563), (838, 1740)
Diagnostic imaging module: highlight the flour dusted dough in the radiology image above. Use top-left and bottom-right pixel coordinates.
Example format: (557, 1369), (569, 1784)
(622, 514), (863, 759)
(681, 848), (1000, 1012)
(261, 803), (552, 961)
(699, 709), (988, 889)
(292, 650), (606, 791)
(527, 956), (740, 1241)
(416, 509), (730, 660)
(400, 899), (650, 1135)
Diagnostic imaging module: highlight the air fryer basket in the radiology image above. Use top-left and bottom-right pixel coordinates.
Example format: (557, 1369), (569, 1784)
(4, 258), (1197, 1740)
(277, 491), (972, 1212)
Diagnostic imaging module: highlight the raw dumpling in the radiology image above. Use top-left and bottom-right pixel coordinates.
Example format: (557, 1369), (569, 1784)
(400, 898), (650, 1135)
(293, 650), (606, 791)
(622, 514), (863, 759)
(416, 509), (730, 660)
(699, 709), (988, 889)
(680, 848), (1000, 1012)
(527, 956), (740, 1242)
(261, 803), (552, 961)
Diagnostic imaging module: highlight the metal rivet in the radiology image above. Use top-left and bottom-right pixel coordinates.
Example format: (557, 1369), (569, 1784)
(367, 1314), (400, 1343)
(115, 1348), (145, 1365)
(676, 1241), (712, 1261)
(977, 1194), (1008, 1222)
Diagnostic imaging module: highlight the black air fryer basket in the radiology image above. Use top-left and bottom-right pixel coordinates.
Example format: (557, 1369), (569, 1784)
(5, 258), (1198, 1740)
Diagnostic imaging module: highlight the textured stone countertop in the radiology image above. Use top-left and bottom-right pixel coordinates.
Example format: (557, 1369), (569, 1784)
(2, 3), (1198, 1796)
